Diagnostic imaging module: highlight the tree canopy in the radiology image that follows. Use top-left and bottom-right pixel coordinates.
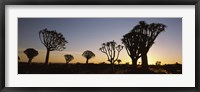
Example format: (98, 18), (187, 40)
(39, 28), (68, 64)
(64, 54), (74, 64)
(24, 48), (38, 64)
(82, 50), (95, 64)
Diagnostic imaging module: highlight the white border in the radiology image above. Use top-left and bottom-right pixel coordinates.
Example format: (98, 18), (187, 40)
(5, 5), (195, 87)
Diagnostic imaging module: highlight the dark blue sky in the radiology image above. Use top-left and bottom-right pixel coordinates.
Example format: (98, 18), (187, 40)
(18, 18), (182, 64)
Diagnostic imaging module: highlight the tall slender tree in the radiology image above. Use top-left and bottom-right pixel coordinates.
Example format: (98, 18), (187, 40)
(99, 40), (123, 72)
(82, 50), (95, 64)
(24, 48), (38, 64)
(39, 28), (68, 65)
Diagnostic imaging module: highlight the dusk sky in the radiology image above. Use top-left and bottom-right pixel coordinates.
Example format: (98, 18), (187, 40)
(18, 18), (182, 65)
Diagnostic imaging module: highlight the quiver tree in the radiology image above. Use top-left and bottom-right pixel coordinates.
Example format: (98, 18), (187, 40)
(82, 50), (95, 64)
(64, 54), (74, 64)
(99, 40), (123, 72)
(122, 32), (142, 71)
(24, 48), (38, 64)
(155, 61), (161, 66)
(39, 28), (68, 65)
(117, 59), (122, 65)
(130, 21), (166, 70)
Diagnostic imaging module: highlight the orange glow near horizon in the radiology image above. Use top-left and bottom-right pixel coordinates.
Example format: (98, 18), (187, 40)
(18, 18), (182, 65)
(18, 46), (182, 65)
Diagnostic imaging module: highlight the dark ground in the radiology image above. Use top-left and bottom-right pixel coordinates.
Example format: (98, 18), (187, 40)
(18, 62), (182, 74)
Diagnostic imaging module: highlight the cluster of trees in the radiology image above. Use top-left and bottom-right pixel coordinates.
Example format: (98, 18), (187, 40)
(98, 21), (166, 72)
(20, 28), (96, 65)
(19, 21), (166, 73)
(121, 21), (166, 71)
(21, 48), (96, 65)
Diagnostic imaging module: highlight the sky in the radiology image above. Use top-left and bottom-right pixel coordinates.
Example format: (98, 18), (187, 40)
(18, 18), (182, 65)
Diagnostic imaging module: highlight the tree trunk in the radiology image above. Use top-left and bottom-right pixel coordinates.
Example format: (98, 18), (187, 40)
(131, 59), (137, 72)
(86, 59), (89, 64)
(141, 53), (148, 70)
(45, 49), (50, 65)
(28, 58), (32, 64)
(111, 62), (115, 73)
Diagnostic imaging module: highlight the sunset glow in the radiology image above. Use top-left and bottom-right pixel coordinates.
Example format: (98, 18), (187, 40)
(18, 18), (182, 65)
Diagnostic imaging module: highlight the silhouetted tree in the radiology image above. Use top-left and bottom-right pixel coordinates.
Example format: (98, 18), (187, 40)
(123, 21), (166, 70)
(156, 61), (161, 66)
(122, 32), (142, 71)
(82, 50), (95, 64)
(24, 48), (38, 64)
(99, 40), (123, 72)
(117, 59), (122, 65)
(133, 21), (166, 70)
(64, 54), (74, 64)
(39, 28), (68, 65)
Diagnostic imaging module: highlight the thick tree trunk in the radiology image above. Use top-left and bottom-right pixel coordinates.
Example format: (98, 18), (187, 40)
(28, 58), (32, 64)
(141, 53), (148, 70)
(86, 59), (89, 64)
(45, 49), (50, 65)
(131, 59), (137, 72)
(111, 62), (115, 73)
